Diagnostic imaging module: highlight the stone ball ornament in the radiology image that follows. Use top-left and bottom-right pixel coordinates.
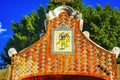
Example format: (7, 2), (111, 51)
(111, 47), (120, 58)
(8, 48), (17, 57)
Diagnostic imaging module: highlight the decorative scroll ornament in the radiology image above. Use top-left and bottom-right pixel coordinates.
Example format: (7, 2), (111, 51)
(46, 5), (83, 31)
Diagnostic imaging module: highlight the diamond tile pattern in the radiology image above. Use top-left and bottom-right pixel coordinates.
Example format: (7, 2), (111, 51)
(11, 12), (117, 80)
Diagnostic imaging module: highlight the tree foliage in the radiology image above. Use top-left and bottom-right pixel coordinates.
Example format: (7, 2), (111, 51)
(2, 6), (46, 64)
(2, 0), (120, 63)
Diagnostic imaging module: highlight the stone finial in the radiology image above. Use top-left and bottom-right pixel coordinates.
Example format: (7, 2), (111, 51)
(8, 48), (17, 57)
(111, 47), (120, 58)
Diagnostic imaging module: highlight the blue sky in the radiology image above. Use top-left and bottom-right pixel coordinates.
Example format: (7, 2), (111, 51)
(0, 0), (120, 54)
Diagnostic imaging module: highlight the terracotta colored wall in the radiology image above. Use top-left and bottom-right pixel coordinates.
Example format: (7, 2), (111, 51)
(11, 11), (117, 80)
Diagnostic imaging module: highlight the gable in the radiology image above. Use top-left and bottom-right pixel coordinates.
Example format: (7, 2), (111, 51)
(11, 5), (117, 80)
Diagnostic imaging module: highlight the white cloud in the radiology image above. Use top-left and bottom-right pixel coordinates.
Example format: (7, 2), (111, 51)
(0, 22), (7, 33)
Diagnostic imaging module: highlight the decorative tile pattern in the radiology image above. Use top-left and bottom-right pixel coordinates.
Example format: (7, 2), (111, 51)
(65, 57), (68, 71)
(54, 58), (58, 71)
(60, 57), (63, 72)
(96, 49), (100, 74)
(62, 14), (65, 24)
(77, 33), (81, 71)
(108, 55), (113, 79)
(83, 39), (87, 72)
(90, 45), (93, 73)
(11, 11), (117, 80)
(48, 58), (51, 72)
(71, 57), (74, 71)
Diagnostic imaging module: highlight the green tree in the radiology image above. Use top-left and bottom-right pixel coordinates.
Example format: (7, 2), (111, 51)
(89, 4), (120, 50)
(47, 0), (84, 11)
(2, 6), (46, 64)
